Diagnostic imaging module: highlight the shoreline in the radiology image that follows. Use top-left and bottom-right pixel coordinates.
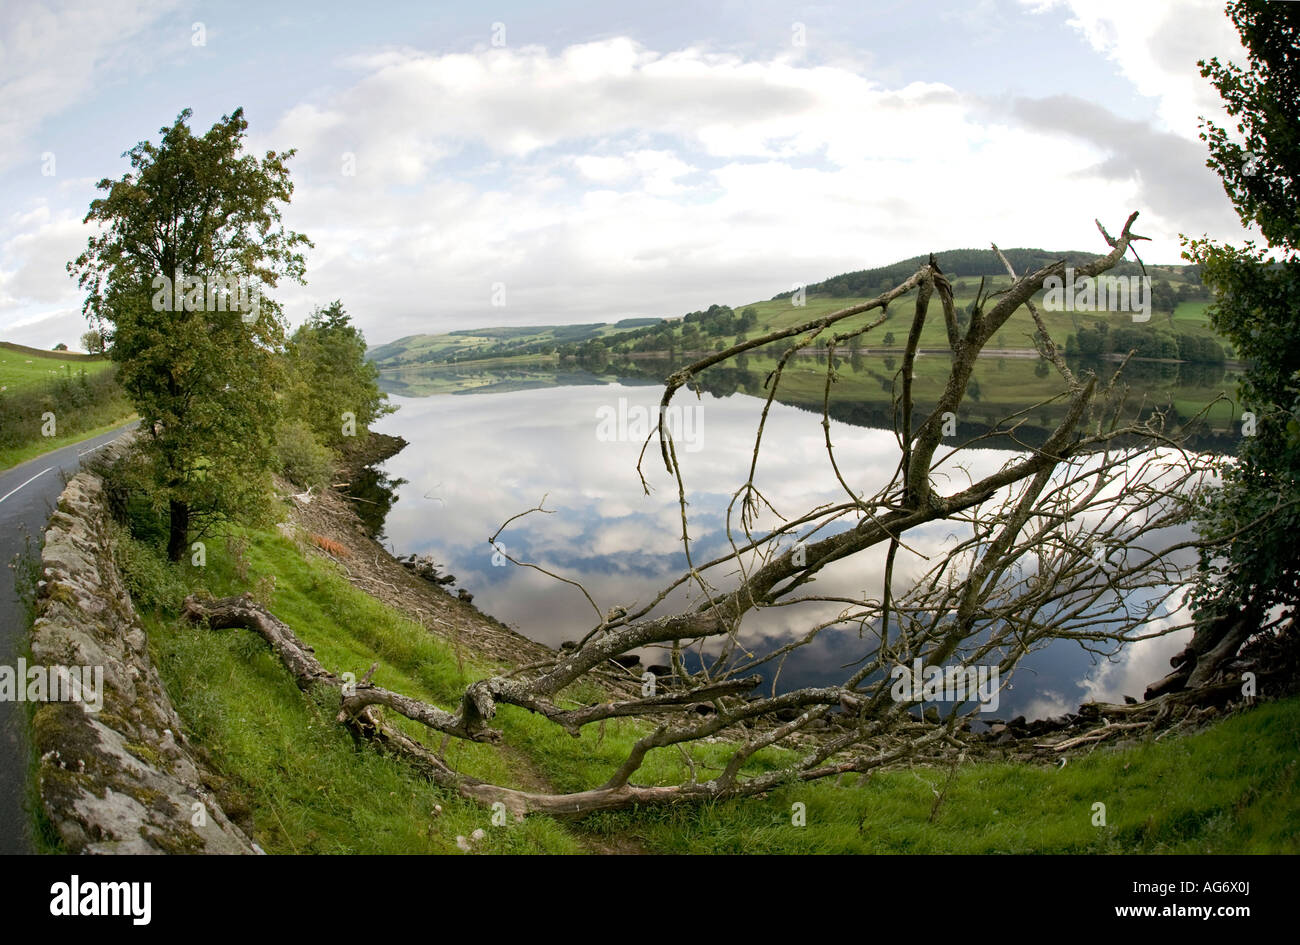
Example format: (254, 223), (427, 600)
(376, 348), (1247, 373)
(286, 431), (557, 670)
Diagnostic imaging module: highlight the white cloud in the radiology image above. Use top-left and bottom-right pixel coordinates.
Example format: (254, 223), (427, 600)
(1079, 615), (1193, 706)
(2, 18), (1256, 347)
(1, 207), (88, 303)
(1020, 0), (1246, 139)
(241, 36), (1237, 343)
(0, 0), (182, 170)
(1022, 689), (1074, 720)
(574, 150), (694, 195)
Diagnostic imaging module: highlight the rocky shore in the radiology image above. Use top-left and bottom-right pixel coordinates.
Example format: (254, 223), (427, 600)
(282, 432), (555, 668)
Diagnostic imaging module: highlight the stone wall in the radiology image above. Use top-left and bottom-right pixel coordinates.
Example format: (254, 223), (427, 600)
(29, 467), (256, 854)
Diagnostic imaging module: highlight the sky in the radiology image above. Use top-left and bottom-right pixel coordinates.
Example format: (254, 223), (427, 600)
(0, 0), (1253, 350)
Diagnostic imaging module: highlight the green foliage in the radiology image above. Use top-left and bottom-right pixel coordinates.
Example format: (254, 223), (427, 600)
(1187, 247), (1300, 624)
(0, 365), (129, 454)
(275, 419), (334, 490)
(283, 301), (391, 449)
(8, 531), (43, 627)
(80, 329), (106, 354)
(574, 337), (608, 371)
(1198, 1), (1300, 251)
(68, 107), (311, 559)
(1185, 1), (1300, 643)
(90, 446), (164, 539)
(111, 523), (192, 614)
(1067, 323), (1220, 362)
(1151, 279), (1179, 313)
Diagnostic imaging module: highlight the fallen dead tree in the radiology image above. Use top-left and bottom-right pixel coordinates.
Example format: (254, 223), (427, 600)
(184, 591), (953, 816)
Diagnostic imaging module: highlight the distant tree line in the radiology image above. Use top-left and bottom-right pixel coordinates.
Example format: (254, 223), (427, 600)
(773, 252), (1213, 304)
(1064, 321), (1228, 362)
(558, 304), (761, 361)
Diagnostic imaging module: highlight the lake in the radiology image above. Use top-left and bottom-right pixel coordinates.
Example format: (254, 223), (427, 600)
(370, 354), (1239, 721)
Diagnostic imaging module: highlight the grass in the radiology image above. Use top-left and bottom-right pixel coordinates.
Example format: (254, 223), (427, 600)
(0, 342), (133, 471)
(715, 282), (1223, 356)
(0, 343), (113, 392)
(131, 524), (587, 853)
(0, 414), (137, 471)
(583, 700), (1300, 853)
(107, 510), (1300, 854)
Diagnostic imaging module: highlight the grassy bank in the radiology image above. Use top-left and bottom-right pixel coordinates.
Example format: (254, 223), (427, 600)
(0, 415), (137, 471)
(0, 352), (133, 471)
(112, 509), (1300, 854)
(0, 340), (111, 378)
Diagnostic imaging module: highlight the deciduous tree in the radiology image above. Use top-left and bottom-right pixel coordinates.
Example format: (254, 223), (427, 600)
(69, 107), (310, 560)
(1162, 0), (1300, 698)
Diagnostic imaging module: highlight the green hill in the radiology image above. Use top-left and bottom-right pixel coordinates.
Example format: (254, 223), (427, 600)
(0, 342), (113, 394)
(0, 341), (132, 470)
(367, 320), (665, 368)
(368, 250), (1221, 369)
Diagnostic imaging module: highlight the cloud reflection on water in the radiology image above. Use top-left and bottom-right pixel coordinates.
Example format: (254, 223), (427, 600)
(374, 378), (1192, 719)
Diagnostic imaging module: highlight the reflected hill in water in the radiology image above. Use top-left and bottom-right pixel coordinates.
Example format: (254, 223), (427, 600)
(377, 352), (1243, 455)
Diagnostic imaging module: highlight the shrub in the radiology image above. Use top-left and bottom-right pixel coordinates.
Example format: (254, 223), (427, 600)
(111, 522), (190, 613)
(275, 420), (334, 490)
(0, 366), (127, 450)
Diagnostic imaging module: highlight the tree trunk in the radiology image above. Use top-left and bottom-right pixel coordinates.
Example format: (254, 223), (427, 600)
(1144, 601), (1265, 701)
(167, 498), (189, 562)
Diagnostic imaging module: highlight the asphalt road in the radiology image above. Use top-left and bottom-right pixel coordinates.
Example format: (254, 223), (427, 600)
(0, 422), (137, 854)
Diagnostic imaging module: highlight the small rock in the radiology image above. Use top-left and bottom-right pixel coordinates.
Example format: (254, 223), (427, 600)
(470, 828), (485, 842)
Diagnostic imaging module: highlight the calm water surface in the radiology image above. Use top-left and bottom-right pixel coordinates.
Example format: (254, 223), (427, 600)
(371, 361), (1227, 720)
